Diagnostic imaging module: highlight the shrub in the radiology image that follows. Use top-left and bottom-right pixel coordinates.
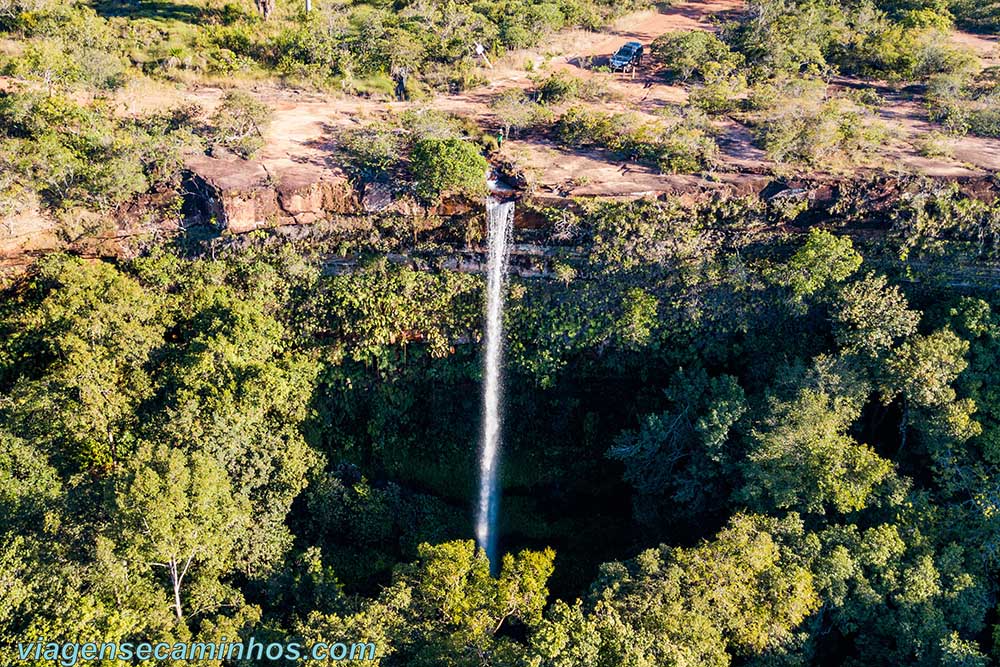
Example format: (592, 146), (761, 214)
(338, 127), (404, 181)
(725, 0), (841, 78)
(410, 138), (488, 203)
(554, 106), (717, 173)
(688, 64), (748, 114)
(967, 107), (1000, 138)
(927, 71), (1000, 138)
(536, 71), (579, 103)
(756, 97), (891, 167)
(5, 40), (76, 91)
(491, 89), (551, 138)
(657, 122), (719, 173)
(0, 90), (197, 210)
(402, 108), (480, 141)
(825, 5), (975, 80)
(950, 0), (1000, 31)
(915, 130), (954, 158)
(745, 75), (827, 112)
(652, 31), (743, 82)
(210, 91), (272, 159)
(5, 37), (128, 91)
(267, 13), (347, 76)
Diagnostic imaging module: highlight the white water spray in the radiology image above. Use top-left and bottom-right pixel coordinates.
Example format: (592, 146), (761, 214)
(475, 196), (514, 569)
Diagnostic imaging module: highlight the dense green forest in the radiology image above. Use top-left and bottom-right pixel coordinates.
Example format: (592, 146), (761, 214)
(3, 0), (1000, 665)
(5, 188), (1000, 665)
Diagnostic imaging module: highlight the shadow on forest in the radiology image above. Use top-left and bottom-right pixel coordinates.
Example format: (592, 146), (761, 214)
(91, 0), (218, 24)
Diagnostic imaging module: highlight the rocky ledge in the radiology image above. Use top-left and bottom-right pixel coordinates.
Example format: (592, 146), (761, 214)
(185, 155), (360, 233)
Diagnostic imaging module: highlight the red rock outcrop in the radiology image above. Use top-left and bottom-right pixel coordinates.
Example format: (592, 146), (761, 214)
(185, 155), (359, 233)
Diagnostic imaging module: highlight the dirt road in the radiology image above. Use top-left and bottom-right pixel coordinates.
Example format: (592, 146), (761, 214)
(52, 0), (1000, 204)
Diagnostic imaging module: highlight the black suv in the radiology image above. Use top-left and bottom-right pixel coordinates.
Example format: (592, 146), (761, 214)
(610, 41), (643, 72)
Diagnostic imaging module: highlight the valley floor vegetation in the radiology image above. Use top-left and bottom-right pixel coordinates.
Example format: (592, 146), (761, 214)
(2, 0), (1000, 666)
(4, 185), (1000, 665)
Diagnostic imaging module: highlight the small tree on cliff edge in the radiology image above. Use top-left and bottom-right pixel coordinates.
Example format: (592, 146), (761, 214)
(411, 138), (488, 204)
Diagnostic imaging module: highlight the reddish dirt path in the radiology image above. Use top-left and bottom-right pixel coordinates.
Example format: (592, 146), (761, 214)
(583, 0), (741, 52)
(10, 0), (1000, 235)
(170, 0), (751, 192)
(952, 30), (1000, 65)
(145, 0), (1000, 197)
(550, 0), (742, 78)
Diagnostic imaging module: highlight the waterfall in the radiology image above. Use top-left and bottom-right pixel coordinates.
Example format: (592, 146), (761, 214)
(475, 196), (514, 571)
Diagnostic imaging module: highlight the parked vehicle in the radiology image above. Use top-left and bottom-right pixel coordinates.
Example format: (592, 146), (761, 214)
(610, 41), (643, 71)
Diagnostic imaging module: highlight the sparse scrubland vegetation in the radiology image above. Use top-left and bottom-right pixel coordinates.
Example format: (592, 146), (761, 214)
(4, 1), (1000, 666)
(554, 105), (719, 173)
(0, 90), (198, 210)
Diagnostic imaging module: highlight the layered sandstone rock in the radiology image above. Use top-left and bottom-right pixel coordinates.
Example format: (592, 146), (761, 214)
(0, 199), (62, 268)
(185, 155), (359, 233)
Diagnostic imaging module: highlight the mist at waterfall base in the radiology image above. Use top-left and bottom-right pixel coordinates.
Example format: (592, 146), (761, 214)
(475, 196), (514, 572)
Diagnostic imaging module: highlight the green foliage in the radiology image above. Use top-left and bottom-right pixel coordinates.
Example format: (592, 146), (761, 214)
(817, 519), (989, 666)
(297, 540), (555, 665)
(317, 260), (481, 367)
(491, 88), (552, 138)
(4, 37), (127, 90)
(1, 5), (132, 89)
(882, 328), (970, 410)
(834, 9), (974, 80)
(0, 89), (197, 210)
(688, 65), (749, 114)
(949, 0), (1000, 31)
(726, 0), (844, 77)
(555, 106), (718, 173)
(210, 90), (272, 159)
(744, 367), (893, 515)
(652, 30), (743, 82)
(928, 71), (1000, 139)
(0, 430), (60, 534)
(104, 0), (646, 90)
(756, 97), (891, 167)
(888, 184), (1000, 261)
(536, 514), (819, 665)
(609, 368), (747, 524)
(536, 70), (580, 103)
(410, 138), (488, 203)
(338, 126), (404, 182)
(114, 442), (252, 622)
(1, 255), (166, 471)
(4, 187), (1000, 665)
(395, 541), (555, 664)
(776, 229), (863, 298)
(726, 0), (974, 81)
(302, 469), (465, 585)
(831, 273), (920, 357)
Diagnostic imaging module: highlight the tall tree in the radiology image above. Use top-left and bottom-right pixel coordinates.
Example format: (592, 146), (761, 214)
(831, 273), (920, 359)
(534, 514), (819, 666)
(0, 256), (166, 472)
(881, 328), (976, 452)
(608, 368), (747, 526)
(743, 361), (893, 515)
(114, 443), (252, 623)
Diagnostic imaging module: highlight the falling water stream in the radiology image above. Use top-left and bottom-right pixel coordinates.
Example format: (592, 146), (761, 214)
(475, 196), (515, 571)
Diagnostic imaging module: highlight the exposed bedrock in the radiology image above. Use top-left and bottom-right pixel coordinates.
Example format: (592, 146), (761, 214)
(184, 153), (1000, 237)
(184, 155), (359, 233)
(6, 157), (996, 280)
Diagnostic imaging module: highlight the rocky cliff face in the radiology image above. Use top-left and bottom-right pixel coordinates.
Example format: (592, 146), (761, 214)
(1, 197), (61, 279)
(3, 160), (999, 285)
(185, 155), (359, 233)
